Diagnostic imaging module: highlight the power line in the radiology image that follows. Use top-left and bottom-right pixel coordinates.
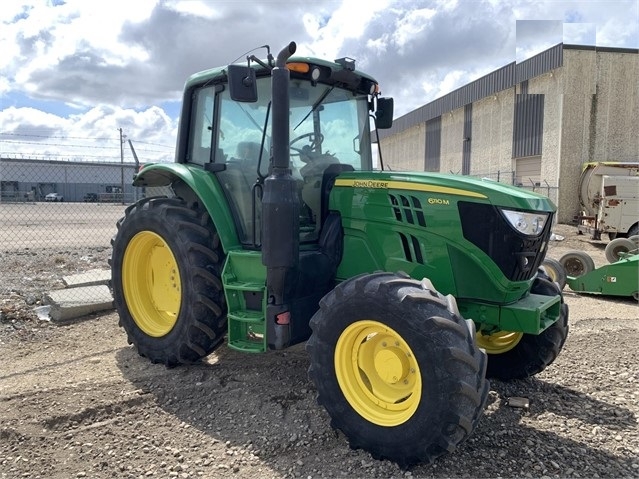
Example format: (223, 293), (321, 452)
(1, 140), (121, 149)
(0, 133), (174, 149)
(2, 151), (122, 159)
(1, 152), (173, 162)
(0, 132), (116, 141)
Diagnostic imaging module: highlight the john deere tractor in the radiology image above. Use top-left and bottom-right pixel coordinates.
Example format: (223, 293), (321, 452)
(111, 42), (568, 466)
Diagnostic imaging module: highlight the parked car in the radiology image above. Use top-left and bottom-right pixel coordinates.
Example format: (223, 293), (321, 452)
(45, 193), (64, 202)
(83, 192), (98, 202)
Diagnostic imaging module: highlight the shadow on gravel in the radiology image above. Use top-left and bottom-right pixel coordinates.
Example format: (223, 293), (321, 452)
(114, 344), (352, 476)
(452, 390), (637, 477)
(489, 378), (636, 430)
(0, 346), (122, 381)
(115, 345), (637, 477)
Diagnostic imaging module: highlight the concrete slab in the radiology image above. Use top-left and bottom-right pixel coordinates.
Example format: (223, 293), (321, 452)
(62, 269), (111, 288)
(45, 285), (114, 321)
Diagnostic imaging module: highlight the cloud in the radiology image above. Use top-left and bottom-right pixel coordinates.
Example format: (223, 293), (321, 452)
(345, 0), (515, 116)
(1, 0), (637, 163)
(298, 0), (392, 59)
(1, 105), (175, 163)
(392, 7), (437, 50)
(563, 23), (597, 46)
(0, 106), (67, 137)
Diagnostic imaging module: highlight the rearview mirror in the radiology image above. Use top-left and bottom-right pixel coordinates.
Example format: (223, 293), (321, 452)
(228, 65), (257, 102)
(375, 97), (394, 129)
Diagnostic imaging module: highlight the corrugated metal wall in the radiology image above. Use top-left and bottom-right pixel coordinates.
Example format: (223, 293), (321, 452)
(515, 44), (563, 83)
(462, 104), (472, 175)
(380, 62), (515, 140)
(512, 94), (545, 158)
(425, 116), (441, 171)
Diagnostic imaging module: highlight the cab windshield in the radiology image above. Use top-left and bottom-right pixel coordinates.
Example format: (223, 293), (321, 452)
(215, 77), (374, 174)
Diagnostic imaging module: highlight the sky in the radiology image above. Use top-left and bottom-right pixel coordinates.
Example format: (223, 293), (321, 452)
(0, 0), (637, 164)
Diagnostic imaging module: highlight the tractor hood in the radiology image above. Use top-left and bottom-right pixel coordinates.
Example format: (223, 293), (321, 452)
(331, 169), (556, 306)
(334, 170), (556, 213)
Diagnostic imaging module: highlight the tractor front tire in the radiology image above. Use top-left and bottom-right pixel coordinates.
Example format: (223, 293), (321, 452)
(477, 275), (569, 381)
(111, 197), (227, 366)
(307, 272), (489, 467)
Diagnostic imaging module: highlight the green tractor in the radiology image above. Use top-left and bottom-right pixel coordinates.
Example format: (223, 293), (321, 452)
(111, 42), (568, 466)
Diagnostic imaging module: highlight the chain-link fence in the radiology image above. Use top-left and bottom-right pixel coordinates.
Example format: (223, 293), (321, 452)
(0, 156), (172, 320)
(468, 169), (559, 207)
(0, 157), (174, 246)
(467, 169), (516, 184)
(520, 182), (560, 207)
(1, 160), (561, 253)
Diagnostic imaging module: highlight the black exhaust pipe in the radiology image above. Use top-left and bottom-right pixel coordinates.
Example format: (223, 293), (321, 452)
(262, 41), (298, 349)
(271, 41), (296, 171)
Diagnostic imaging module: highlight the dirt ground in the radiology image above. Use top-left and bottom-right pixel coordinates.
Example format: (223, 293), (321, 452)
(1, 223), (638, 478)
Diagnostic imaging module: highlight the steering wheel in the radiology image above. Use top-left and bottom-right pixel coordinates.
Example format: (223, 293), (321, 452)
(290, 132), (324, 159)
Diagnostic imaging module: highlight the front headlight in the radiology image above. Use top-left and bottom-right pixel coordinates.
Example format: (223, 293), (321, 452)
(500, 209), (548, 236)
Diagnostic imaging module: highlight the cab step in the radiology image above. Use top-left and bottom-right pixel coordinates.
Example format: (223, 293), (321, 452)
(222, 250), (267, 353)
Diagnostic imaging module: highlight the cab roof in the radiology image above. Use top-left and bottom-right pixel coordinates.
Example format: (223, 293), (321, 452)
(184, 56), (379, 92)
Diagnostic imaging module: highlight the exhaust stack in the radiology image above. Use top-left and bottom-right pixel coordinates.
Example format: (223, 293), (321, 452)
(261, 41), (299, 349)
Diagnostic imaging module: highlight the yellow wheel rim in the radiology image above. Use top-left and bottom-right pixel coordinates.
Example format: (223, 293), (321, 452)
(476, 330), (523, 354)
(122, 231), (181, 337)
(545, 267), (559, 283)
(334, 320), (421, 427)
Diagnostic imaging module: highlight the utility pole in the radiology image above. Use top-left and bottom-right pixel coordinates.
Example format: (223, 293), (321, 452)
(119, 127), (125, 205)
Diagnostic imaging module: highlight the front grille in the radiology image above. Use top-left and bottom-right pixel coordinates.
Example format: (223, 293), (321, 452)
(458, 202), (553, 281)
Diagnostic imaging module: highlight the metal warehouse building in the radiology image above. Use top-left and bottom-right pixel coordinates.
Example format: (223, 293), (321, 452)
(0, 157), (139, 203)
(377, 43), (638, 223)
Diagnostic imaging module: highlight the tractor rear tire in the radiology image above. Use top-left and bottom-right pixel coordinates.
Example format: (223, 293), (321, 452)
(478, 274), (569, 381)
(307, 272), (489, 467)
(110, 197), (227, 366)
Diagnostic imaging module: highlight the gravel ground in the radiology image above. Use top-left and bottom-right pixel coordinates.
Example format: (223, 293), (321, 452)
(1, 223), (638, 479)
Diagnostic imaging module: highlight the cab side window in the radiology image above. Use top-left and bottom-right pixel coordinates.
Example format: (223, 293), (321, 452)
(187, 86), (216, 166)
(215, 84), (271, 244)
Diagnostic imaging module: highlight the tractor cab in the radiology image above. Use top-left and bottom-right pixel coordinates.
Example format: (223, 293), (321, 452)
(185, 61), (382, 246)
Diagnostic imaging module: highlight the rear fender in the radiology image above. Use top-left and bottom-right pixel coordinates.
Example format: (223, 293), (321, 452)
(134, 163), (241, 252)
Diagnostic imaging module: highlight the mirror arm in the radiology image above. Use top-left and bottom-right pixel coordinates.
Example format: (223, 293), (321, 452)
(248, 55), (272, 71)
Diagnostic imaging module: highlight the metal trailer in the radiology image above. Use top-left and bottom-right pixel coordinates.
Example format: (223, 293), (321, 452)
(565, 253), (639, 300)
(544, 247), (639, 300)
